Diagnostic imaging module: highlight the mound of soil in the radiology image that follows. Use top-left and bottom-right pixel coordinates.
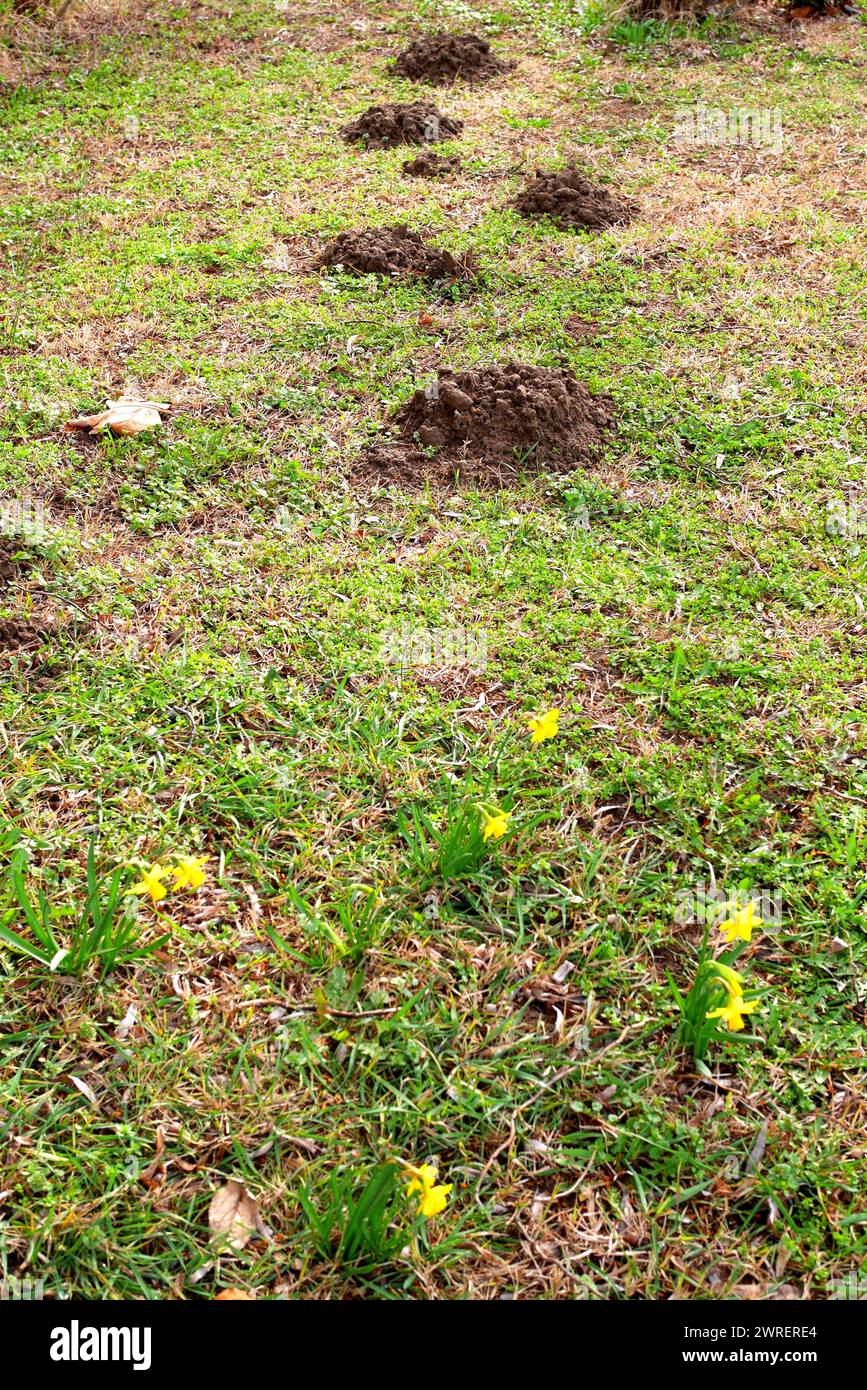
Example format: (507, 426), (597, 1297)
(513, 167), (638, 231)
(392, 32), (514, 85)
(786, 1), (859, 16)
(358, 363), (612, 485)
(0, 539), (31, 583)
(318, 225), (478, 284)
(402, 151), (462, 178)
(0, 617), (50, 652)
(340, 101), (463, 149)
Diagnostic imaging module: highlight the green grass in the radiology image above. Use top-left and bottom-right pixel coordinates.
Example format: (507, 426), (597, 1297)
(1, 0), (866, 1299)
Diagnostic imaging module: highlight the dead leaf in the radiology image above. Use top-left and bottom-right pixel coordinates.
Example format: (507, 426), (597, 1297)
(262, 244), (291, 271)
(214, 1290), (256, 1300)
(116, 1003), (138, 1040)
(208, 1180), (263, 1251)
(67, 1074), (98, 1106)
(139, 1124), (166, 1185)
(745, 1119), (770, 1175)
(65, 399), (169, 437)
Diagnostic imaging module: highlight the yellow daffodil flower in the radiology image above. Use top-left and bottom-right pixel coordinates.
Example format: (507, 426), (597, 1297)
(128, 863), (168, 903)
(527, 708), (560, 744)
(706, 993), (760, 1033)
(170, 854), (209, 891)
(481, 807), (510, 842)
(405, 1162), (452, 1220)
(718, 900), (761, 944)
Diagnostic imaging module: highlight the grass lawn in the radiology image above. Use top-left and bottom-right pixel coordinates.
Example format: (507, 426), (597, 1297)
(1, 0), (866, 1300)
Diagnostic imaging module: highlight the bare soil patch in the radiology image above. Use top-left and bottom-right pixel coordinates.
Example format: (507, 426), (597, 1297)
(562, 315), (601, 341)
(392, 32), (514, 86)
(402, 150), (463, 178)
(340, 101), (463, 149)
(513, 167), (639, 231)
(317, 225), (478, 284)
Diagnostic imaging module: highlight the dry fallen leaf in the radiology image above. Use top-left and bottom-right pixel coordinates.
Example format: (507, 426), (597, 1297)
(262, 244), (291, 271)
(65, 399), (170, 436)
(116, 1002), (138, 1040)
(67, 1073), (98, 1106)
(208, 1180), (263, 1251)
(139, 1124), (167, 1186)
(214, 1290), (256, 1300)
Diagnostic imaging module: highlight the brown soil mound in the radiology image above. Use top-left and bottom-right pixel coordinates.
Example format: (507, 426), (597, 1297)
(786, 1), (858, 16)
(0, 539), (31, 583)
(392, 32), (514, 85)
(318, 225), (478, 284)
(402, 151), (462, 178)
(358, 363), (612, 485)
(0, 617), (50, 652)
(340, 101), (463, 149)
(513, 167), (638, 231)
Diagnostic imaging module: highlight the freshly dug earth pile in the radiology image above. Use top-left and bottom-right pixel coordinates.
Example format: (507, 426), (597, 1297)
(392, 32), (514, 85)
(359, 363), (612, 485)
(0, 538), (31, 583)
(785, 1), (857, 16)
(513, 167), (638, 230)
(0, 617), (49, 651)
(318, 225), (478, 283)
(340, 101), (463, 149)
(402, 151), (462, 177)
